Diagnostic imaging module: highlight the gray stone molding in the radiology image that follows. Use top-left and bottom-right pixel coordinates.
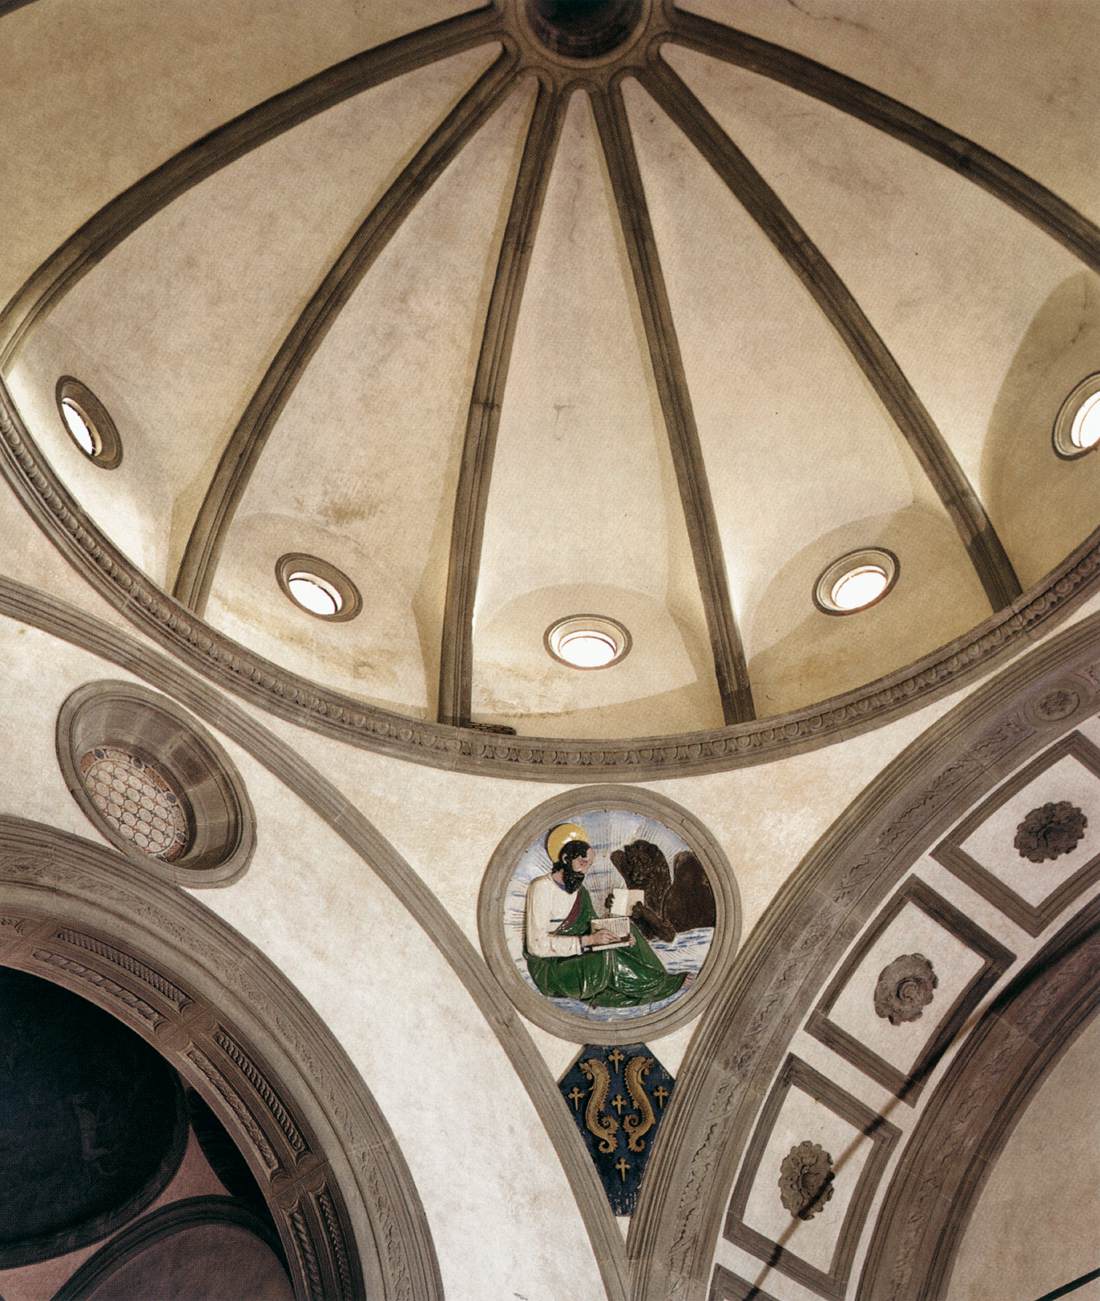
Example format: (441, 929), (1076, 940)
(0, 576), (630, 1301)
(478, 784), (741, 1043)
(725, 1055), (899, 1300)
(56, 679), (257, 887)
(858, 890), (1100, 1300)
(1, 381), (1099, 782)
(805, 876), (1013, 1104)
(627, 614), (1100, 1301)
(708, 1265), (780, 1301)
(933, 729), (1100, 936)
(55, 1196), (287, 1300)
(0, 818), (441, 1300)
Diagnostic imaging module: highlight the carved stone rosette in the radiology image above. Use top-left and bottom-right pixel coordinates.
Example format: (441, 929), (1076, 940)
(1014, 800), (1088, 863)
(874, 952), (939, 1026)
(778, 1141), (835, 1220)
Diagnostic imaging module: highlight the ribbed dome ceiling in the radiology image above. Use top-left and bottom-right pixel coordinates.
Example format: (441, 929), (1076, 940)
(2, 0), (1099, 749)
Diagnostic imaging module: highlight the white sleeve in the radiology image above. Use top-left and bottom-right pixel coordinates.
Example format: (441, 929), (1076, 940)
(525, 878), (583, 958)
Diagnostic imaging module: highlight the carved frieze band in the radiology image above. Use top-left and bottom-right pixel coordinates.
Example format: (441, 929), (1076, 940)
(0, 821), (445, 1301)
(1, 380), (1098, 779)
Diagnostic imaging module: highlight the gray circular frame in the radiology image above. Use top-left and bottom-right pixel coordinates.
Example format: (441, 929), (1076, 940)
(478, 784), (741, 1044)
(812, 546), (900, 616)
(1052, 372), (1100, 460)
(275, 552), (362, 623)
(543, 612), (633, 670)
(55, 376), (122, 469)
(56, 680), (256, 887)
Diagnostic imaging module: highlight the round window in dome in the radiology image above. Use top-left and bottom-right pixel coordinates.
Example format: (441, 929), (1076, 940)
(1053, 374), (1100, 458)
(55, 376), (122, 468)
(814, 548), (899, 616)
(275, 553), (361, 622)
(545, 614), (631, 669)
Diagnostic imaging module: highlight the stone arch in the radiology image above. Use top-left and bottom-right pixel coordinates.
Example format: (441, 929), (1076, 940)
(0, 815), (442, 1301)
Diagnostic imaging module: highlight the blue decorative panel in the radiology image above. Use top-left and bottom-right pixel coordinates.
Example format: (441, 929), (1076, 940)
(559, 1043), (675, 1216)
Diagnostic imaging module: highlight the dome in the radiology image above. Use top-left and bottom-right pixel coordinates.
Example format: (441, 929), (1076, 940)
(1, 0), (1098, 770)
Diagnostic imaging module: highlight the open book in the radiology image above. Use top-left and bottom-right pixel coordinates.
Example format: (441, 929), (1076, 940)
(586, 889), (646, 949)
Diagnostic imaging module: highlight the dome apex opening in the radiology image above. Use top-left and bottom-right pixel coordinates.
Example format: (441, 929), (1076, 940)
(524, 0), (644, 60)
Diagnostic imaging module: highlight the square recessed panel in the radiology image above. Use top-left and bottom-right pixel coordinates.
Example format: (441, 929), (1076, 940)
(933, 732), (1100, 935)
(726, 1057), (899, 1300)
(806, 877), (1013, 1103)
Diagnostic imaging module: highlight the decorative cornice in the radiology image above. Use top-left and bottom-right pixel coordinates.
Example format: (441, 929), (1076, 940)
(2, 381), (1098, 780)
(626, 611), (1100, 1301)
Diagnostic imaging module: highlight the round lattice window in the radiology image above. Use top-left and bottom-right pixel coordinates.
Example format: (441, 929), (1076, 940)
(58, 682), (255, 886)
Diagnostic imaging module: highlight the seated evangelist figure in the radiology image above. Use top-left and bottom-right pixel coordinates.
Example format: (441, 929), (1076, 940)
(524, 823), (686, 1009)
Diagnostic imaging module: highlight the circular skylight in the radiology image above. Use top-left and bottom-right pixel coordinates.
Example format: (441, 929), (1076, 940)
(275, 552), (362, 622)
(1053, 374), (1100, 458)
(814, 548), (899, 616)
(545, 614), (631, 669)
(55, 377), (122, 468)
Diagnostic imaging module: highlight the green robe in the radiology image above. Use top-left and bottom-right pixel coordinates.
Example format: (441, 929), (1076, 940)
(525, 885), (685, 1008)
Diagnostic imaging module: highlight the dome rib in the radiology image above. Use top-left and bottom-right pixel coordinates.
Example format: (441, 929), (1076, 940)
(172, 49), (522, 617)
(669, 8), (1100, 278)
(438, 78), (565, 727)
(592, 81), (753, 724)
(0, 5), (504, 370)
(642, 56), (1023, 614)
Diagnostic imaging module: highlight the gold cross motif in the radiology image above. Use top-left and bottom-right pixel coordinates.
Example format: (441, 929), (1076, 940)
(567, 1086), (586, 1111)
(607, 1048), (625, 1070)
(654, 1086), (670, 1108)
(611, 1093), (628, 1115)
(615, 1157), (631, 1182)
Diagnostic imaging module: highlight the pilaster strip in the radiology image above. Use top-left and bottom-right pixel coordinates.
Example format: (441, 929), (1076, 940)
(437, 78), (564, 725)
(639, 59), (1022, 613)
(173, 51), (521, 615)
(593, 82), (753, 724)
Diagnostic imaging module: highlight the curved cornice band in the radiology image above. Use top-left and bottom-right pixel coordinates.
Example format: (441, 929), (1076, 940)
(2, 364), (1096, 779)
(627, 608), (1100, 1300)
(0, 577), (630, 1301)
(858, 893), (1100, 1300)
(0, 6), (505, 367)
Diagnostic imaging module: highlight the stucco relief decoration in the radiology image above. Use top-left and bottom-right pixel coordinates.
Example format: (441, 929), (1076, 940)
(503, 809), (717, 1028)
(873, 952), (939, 1025)
(778, 1140), (835, 1221)
(1034, 687), (1081, 722)
(1014, 801), (1088, 862)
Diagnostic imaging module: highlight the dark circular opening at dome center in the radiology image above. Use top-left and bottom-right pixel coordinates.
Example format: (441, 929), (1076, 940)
(525, 0), (644, 59)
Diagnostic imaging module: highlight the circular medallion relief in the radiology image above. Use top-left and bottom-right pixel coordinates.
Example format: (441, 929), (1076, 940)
(57, 681), (256, 886)
(478, 786), (739, 1043)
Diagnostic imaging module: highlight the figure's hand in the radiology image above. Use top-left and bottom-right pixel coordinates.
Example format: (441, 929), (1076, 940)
(585, 929), (619, 948)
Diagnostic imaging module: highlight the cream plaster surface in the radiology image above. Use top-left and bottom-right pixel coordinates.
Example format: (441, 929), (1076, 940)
(825, 899), (985, 1073)
(0, 625), (604, 1301)
(211, 74), (533, 717)
(473, 88), (720, 734)
(664, 45), (1096, 547)
(678, 0), (1100, 229)
(741, 1077), (872, 1274)
(8, 44), (500, 589)
(959, 749), (1100, 908)
(0, 0), (478, 308)
(949, 1007), (1100, 1301)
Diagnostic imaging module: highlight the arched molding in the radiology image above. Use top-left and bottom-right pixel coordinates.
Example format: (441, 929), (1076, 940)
(857, 892), (1100, 1300)
(0, 575), (630, 1301)
(0, 817), (442, 1301)
(478, 784), (741, 1043)
(627, 608), (1100, 1301)
(1, 371), (1098, 780)
(55, 1196), (287, 1300)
